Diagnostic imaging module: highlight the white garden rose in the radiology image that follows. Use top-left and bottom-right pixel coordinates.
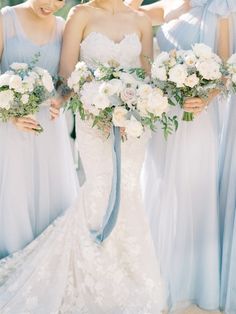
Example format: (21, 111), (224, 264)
(120, 87), (137, 105)
(168, 64), (188, 87)
(0, 73), (11, 87)
(9, 75), (24, 93)
(42, 71), (54, 93)
(192, 43), (212, 59)
(137, 84), (152, 98)
(21, 94), (29, 104)
(93, 94), (110, 110)
(154, 51), (169, 66)
(136, 98), (148, 116)
(185, 54), (197, 67)
(112, 106), (128, 127)
(197, 60), (221, 80)
(125, 117), (143, 138)
(10, 62), (28, 71)
(0, 90), (14, 109)
(147, 90), (169, 116)
(185, 74), (199, 88)
(80, 81), (101, 115)
(23, 76), (35, 92)
(151, 64), (167, 81)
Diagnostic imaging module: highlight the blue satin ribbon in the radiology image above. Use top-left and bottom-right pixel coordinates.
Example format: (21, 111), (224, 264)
(90, 126), (121, 244)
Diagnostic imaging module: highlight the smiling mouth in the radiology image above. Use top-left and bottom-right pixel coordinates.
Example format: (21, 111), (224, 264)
(40, 8), (53, 15)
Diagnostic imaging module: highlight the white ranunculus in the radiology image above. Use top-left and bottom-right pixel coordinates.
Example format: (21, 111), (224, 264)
(197, 60), (221, 80)
(147, 90), (169, 116)
(9, 75), (24, 93)
(185, 73), (200, 88)
(154, 51), (169, 66)
(99, 82), (117, 97)
(120, 87), (137, 105)
(192, 43), (212, 59)
(112, 106), (128, 127)
(21, 94), (29, 104)
(10, 62), (28, 71)
(0, 73), (11, 87)
(151, 64), (167, 81)
(0, 90), (14, 109)
(42, 71), (54, 92)
(93, 94), (110, 110)
(125, 117), (143, 138)
(168, 64), (188, 87)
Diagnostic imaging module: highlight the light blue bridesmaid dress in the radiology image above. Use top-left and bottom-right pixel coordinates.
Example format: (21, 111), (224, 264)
(142, 0), (233, 311)
(219, 5), (236, 314)
(0, 6), (78, 259)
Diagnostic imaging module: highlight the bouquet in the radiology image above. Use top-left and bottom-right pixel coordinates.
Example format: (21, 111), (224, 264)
(225, 53), (236, 93)
(0, 61), (54, 132)
(151, 43), (224, 121)
(66, 61), (178, 139)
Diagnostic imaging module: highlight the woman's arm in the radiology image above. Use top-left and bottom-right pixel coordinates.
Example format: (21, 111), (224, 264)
(59, 5), (88, 80)
(138, 12), (153, 73)
(218, 18), (230, 61)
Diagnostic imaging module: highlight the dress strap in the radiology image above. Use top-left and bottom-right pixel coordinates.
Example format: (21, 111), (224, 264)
(1, 6), (17, 46)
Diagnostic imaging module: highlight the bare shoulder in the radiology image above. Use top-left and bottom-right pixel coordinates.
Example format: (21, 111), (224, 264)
(133, 10), (152, 31)
(66, 3), (94, 23)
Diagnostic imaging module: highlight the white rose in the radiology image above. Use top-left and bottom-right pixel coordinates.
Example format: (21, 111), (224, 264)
(185, 74), (199, 88)
(10, 62), (28, 71)
(168, 64), (188, 87)
(80, 81), (101, 114)
(21, 94), (29, 104)
(42, 71), (54, 92)
(197, 60), (221, 80)
(9, 75), (24, 93)
(0, 73), (11, 87)
(0, 90), (14, 109)
(154, 51), (169, 66)
(125, 117), (143, 138)
(23, 76), (35, 92)
(137, 84), (152, 98)
(110, 79), (123, 94)
(92, 94), (110, 110)
(151, 64), (167, 81)
(112, 106), (128, 127)
(120, 87), (137, 105)
(185, 54), (197, 67)
(75, 61), (88, 72)
(192, 43), (212, 59)
(137, 98), (148, 116)
(147, 90), (169, 116)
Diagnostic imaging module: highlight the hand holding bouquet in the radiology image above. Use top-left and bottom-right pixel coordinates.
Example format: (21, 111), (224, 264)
(0, 61), (54, 132)
(151, 43), (224, 121)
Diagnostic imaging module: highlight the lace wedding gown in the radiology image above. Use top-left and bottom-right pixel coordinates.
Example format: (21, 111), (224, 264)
(0, 32), (165, 314)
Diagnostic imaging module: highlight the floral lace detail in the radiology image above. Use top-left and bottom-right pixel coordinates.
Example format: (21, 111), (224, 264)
(0, 32), (165, 314)
(80, 32), (142, 69)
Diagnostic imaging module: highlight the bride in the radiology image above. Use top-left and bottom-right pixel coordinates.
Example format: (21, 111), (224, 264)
(0, 0), (165, 313)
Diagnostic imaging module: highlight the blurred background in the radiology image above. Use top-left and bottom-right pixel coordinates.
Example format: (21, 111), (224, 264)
(0, 0), (157, 17)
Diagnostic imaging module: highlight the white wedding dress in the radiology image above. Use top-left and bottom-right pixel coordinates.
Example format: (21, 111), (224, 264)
(0, 32), (165, 314)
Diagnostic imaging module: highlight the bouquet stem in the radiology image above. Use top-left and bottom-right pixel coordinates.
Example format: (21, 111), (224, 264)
(182, 111), (194, 122)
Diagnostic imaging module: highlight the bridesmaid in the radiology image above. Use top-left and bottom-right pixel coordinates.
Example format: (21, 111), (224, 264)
(219, 4), (236, 314)
(129, 0), (229, 312)
(0, 0), (78, 259)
